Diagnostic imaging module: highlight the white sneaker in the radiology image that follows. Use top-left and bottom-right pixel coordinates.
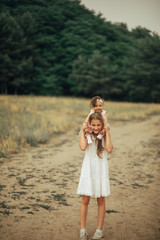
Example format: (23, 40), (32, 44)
(92, 229), (104, 239)
(80, 230), (88, 240)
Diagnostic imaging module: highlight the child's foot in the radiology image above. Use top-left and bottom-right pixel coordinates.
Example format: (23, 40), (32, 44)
(92, 229), (104, 239)
(80, 229), (88, 240)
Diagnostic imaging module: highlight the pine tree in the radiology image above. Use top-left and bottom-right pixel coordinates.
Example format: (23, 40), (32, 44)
(126, 34), (160, 102)
(70, 51), (116, 99)
(0, 11), (24, 93)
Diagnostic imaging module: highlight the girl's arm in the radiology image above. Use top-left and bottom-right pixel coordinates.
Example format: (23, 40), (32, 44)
(79, 122), (88, 151)
(103, 111), (108, 125)
(104, 111), (107, 119)
(85, 113), (91, 123)
(104, 124), (113, 153)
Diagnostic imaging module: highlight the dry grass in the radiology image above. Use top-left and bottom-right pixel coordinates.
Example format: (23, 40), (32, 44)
(106, 101), (160, 122)
(0, 95), (160, 157)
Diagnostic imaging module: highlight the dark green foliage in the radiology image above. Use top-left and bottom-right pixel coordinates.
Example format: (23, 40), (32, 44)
(0, 0), (159, 102)
(70, 50), (117, 99)
(0, 11), (25, 94)
(125, 33), (160, 102)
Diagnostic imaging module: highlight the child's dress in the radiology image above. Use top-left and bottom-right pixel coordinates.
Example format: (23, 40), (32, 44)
(77, 135), (110, 197)
(90, 109), (106, 118)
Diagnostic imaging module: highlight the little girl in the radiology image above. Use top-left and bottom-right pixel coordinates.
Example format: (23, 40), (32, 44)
(84, 96), (108, 144)
(77, 112), (113, 240)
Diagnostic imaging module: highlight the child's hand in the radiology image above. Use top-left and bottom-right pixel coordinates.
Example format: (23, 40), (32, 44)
(99, 128), (106, 135)
(85, 128), (92, 134)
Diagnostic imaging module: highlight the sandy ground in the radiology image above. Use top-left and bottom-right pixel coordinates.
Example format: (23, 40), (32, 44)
(0, 115), (160, 240)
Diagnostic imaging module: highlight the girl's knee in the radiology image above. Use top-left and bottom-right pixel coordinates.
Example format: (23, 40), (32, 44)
(82, 196), (90, 206)
(97, 197), (105, 206)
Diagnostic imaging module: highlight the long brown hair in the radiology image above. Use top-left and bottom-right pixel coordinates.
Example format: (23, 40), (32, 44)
(89, 112), (104, 158)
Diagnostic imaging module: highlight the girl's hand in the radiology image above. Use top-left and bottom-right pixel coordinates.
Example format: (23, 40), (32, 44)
(81, 121), (88, 132)
(104, 123), (110, 133)
(80, 122), (88, 151)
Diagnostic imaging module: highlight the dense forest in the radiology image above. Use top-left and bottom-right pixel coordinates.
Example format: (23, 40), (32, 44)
(0, 0), (160, 102)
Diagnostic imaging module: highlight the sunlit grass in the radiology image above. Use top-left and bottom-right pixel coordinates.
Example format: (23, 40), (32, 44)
(106, 101), (160, 122)
(0, 95), (160, 157)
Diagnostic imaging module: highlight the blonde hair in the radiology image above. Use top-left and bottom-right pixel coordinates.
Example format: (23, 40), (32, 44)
(89, 112), (104, 158)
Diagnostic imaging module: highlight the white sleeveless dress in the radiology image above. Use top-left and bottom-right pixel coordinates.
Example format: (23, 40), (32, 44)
(77, 136), (110, 197)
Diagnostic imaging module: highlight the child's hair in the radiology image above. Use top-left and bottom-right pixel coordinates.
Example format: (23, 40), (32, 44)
(90, 96), (104, 108)
(89, 112), (104, 158)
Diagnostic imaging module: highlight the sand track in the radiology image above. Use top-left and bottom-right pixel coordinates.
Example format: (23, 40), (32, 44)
(0, 115), (160, 240)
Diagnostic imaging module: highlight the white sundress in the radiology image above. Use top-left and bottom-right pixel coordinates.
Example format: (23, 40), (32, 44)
(77, 135), (110, 197)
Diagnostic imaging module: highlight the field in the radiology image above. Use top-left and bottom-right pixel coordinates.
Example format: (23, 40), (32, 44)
(0, 95), (160, 157)
(0, 95), (160, 240)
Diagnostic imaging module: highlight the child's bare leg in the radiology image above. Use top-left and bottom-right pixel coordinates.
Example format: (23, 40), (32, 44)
(80, 196), (90, 229)
(97, 197), (105, 230)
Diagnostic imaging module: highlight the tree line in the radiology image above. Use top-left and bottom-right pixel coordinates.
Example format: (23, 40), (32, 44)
(0, 0), (160, 102)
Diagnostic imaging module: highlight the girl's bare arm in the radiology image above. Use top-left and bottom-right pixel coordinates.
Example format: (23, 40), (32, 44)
(103, 111), (108, 124)
(104, 124), (113, 153)
(79, 122), (88, 151)
(85, 113), (90, 123)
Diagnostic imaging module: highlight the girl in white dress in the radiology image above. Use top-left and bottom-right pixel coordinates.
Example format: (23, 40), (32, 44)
(77, 112), (113, 240)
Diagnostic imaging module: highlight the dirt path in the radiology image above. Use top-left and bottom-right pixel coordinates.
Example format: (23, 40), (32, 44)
(0, 115), (160, 240)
